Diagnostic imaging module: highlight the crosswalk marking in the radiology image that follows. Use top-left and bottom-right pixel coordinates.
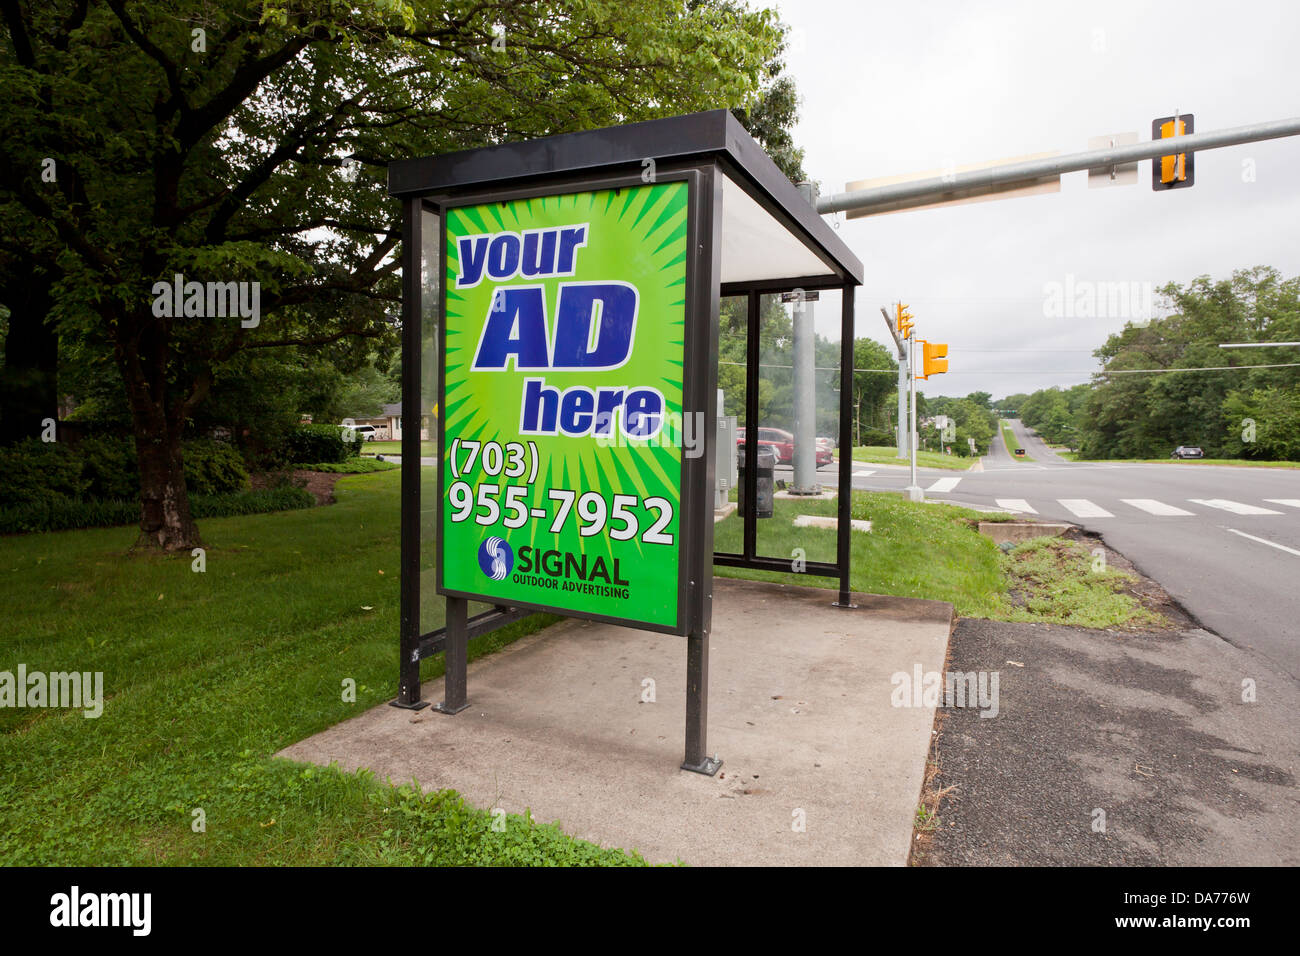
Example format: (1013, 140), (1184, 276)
(996, 498), (1037, 514)
(1264, 499), (1300, 509)
(1188, 499), (1283, 516)
(853, 469), (875, 477)
(1122, 499), (1194, 516)
(927, 477), (962, 493)
(1226, 528), (1300, 557)
(1058, 499), (1114, 518)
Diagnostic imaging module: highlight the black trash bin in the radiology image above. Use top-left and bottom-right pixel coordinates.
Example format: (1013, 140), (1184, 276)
(738, 443), (776, 519)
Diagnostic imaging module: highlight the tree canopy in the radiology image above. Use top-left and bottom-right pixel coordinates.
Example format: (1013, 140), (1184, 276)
(1005, 266), (1300, 460)
(1, 0), (797, 548)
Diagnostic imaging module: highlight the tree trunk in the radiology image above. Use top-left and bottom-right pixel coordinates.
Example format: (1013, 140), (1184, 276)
(115, 308), (202, 552)
(133, 424), (201, 552)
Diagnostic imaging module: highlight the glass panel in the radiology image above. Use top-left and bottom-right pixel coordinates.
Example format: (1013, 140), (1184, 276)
(419, 206), (442, 635)
(711, 294), (747, 557)
(755, 289), (838, 573)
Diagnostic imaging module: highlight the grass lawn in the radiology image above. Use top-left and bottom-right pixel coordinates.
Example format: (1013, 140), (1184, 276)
(299, 458), (399, 473)
(361, 440), (435, 457)
(2, 474), (1161, 865)
(841, 445), (972, 471)
(1069, 457), (1300, 468)
(713, 492), (1157, 629)
(999, 421), (1034, 461)
(0, 470), (640, 866)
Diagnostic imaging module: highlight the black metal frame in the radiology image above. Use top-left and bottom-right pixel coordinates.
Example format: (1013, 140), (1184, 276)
(388, 110), (862, 772)
(711, 280), (856, 608)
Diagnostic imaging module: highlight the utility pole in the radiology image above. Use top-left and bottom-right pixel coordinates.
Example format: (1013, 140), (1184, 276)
(897, 337), (909, 458)
(880, 304), (909, 459)
(906, 342), (922, 502)
(792, 182), (820, 494)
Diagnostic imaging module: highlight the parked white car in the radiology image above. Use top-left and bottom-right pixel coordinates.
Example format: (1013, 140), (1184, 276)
(340, 423), (377, 441)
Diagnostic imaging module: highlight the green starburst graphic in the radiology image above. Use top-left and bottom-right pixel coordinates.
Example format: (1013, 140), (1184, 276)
(441, 180), (688, 628)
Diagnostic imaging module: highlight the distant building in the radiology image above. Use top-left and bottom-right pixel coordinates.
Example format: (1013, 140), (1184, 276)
(380, 402), (429, 441)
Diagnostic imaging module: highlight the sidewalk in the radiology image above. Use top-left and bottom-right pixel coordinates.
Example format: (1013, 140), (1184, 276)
(280, 576), (953, 865)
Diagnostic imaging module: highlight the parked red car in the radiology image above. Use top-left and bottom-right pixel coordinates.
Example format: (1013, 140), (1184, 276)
(737, 427), (833, 466)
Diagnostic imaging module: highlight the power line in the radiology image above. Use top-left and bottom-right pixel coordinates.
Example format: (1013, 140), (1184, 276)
(1102, 362), (1300, 374)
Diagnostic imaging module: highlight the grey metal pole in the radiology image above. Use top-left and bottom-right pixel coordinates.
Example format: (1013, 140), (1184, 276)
(818, 116), (1300, 217)
(880, 304), (908, 460)
(897, 335), (909, 459)
(435, 596), (469, 714)
(1219, 341), (1300, 348)
(906, 345), (923, 502)
(792, 182), (819, 493)
(681, 630), (721, 774)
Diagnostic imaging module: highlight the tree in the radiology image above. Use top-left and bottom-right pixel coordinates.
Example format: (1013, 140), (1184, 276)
(1081, 267), (1299, 459)
(2, 0), (789, 549)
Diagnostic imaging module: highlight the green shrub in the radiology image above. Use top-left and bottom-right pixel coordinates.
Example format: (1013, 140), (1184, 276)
(183, 439), (249, 495)
(281, 424), (359, 465)
(856, 428), (894, 447)
(77, 436), (139, 500)
(0, 439), (89, 508)
(189, 486), (313, 519)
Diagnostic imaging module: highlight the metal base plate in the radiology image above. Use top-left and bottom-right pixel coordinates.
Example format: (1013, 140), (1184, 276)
(681, 755), (723, 776)
(832, 601), (859, 609)
(389, 698), (430, 711)
(434, 701), (470, 715)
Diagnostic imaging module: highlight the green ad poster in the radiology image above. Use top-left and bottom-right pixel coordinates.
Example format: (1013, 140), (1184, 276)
(440, 180), (689, 629)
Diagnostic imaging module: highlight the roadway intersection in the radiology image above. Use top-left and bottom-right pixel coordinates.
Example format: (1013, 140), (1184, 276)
(795, 419), (1300, 679)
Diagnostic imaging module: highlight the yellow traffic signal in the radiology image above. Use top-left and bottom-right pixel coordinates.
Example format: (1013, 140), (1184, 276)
(896, 302), (913, 339)
(919, 340), (948, 379)
(1152, 113), (1194, 190)
(1160, 117), (1185, 182)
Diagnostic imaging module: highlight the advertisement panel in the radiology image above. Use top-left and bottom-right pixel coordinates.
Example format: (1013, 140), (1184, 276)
(440, 180), (689, 630)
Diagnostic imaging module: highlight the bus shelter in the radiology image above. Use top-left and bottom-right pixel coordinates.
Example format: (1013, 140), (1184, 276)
(388, 110), (864, 774)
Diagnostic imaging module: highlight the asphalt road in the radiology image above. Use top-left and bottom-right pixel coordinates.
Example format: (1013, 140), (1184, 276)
(789, 421), (1300, 679)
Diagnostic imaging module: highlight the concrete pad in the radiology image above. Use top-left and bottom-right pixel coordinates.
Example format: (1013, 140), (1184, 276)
(279, 577), (953, 866)
(793, 514), (872, 533)
(979, 521), (1071, 543)
(773, 488), (836, 501)
(713, 502), (737, 523)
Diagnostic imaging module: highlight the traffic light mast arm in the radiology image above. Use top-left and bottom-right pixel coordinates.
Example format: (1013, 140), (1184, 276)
(818, 116), (1300, 216)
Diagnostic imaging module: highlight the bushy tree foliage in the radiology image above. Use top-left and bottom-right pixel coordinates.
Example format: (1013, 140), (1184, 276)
(2, 0), (792, 548)
(1006, 267), (1299, 460)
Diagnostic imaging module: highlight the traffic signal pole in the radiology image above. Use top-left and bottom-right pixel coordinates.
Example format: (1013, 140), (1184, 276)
(817, 116), (1300, 216)
(879, 304), (909, 460)
(905, 341), (922, 502)
(897, 339), (909, 459)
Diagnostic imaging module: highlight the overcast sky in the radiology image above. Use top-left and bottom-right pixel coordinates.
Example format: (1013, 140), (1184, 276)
(773, 0), (1300, 400)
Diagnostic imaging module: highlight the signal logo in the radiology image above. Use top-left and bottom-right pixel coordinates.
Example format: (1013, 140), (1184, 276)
(478, 537), (514, 582)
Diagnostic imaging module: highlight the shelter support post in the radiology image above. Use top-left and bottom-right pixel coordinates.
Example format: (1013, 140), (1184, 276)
(393, 196), (429, 710)
(435, 596), (470, 714)
(681, 630), (721, 774)
(834, 283), (857, 609)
